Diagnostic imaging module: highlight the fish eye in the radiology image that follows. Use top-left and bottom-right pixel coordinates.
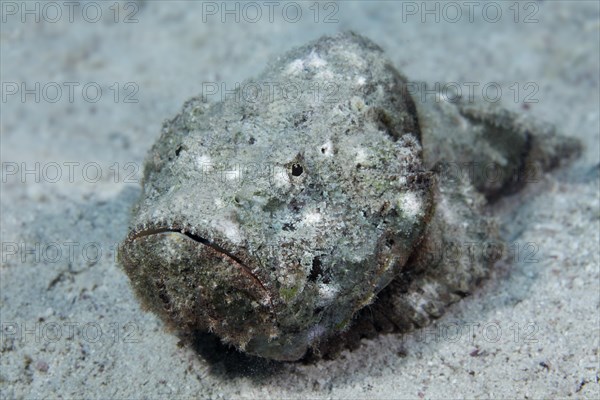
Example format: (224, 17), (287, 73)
(291, 163), (304, 177)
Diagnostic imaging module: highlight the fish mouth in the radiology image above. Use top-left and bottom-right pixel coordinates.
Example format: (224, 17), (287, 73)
(127, 226), (270, 297)
(120, 224), (279, 349)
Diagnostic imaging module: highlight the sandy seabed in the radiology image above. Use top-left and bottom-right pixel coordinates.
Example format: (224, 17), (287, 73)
(1, 1), (599, 398)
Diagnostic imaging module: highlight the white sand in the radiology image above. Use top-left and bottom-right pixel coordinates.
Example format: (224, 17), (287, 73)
(1, 1), (598, 398)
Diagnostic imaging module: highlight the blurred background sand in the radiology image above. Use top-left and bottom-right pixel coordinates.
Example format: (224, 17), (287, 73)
(1, 1), (598, 398)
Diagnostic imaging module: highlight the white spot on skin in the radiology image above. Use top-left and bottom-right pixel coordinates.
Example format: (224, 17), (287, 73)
(306, 50), (327, 68)
(211, 219), (242, 244)
(285, 51), (326, 75)
(318, 283), (338, 300)
(286, 59), (304, 75)
(356, 76), (366, 86)
(316, 283), (339, 307)
(302, 211), (322, 225)
(272, 166), (290, 188)
(320, 140), (334, 157)
(398, 192), (422, 219)
(355, 148), (368, 164)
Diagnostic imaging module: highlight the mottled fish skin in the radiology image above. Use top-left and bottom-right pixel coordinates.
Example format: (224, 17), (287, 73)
(119, 32), (580, 361)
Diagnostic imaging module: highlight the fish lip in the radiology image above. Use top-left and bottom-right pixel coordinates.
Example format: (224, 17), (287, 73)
(125, 224), (273, 307)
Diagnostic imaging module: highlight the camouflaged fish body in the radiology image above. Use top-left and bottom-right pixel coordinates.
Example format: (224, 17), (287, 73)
(119, 32), (580, 361)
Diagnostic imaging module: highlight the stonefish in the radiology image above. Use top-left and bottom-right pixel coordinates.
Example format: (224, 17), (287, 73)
(119, 32), (579, 361)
